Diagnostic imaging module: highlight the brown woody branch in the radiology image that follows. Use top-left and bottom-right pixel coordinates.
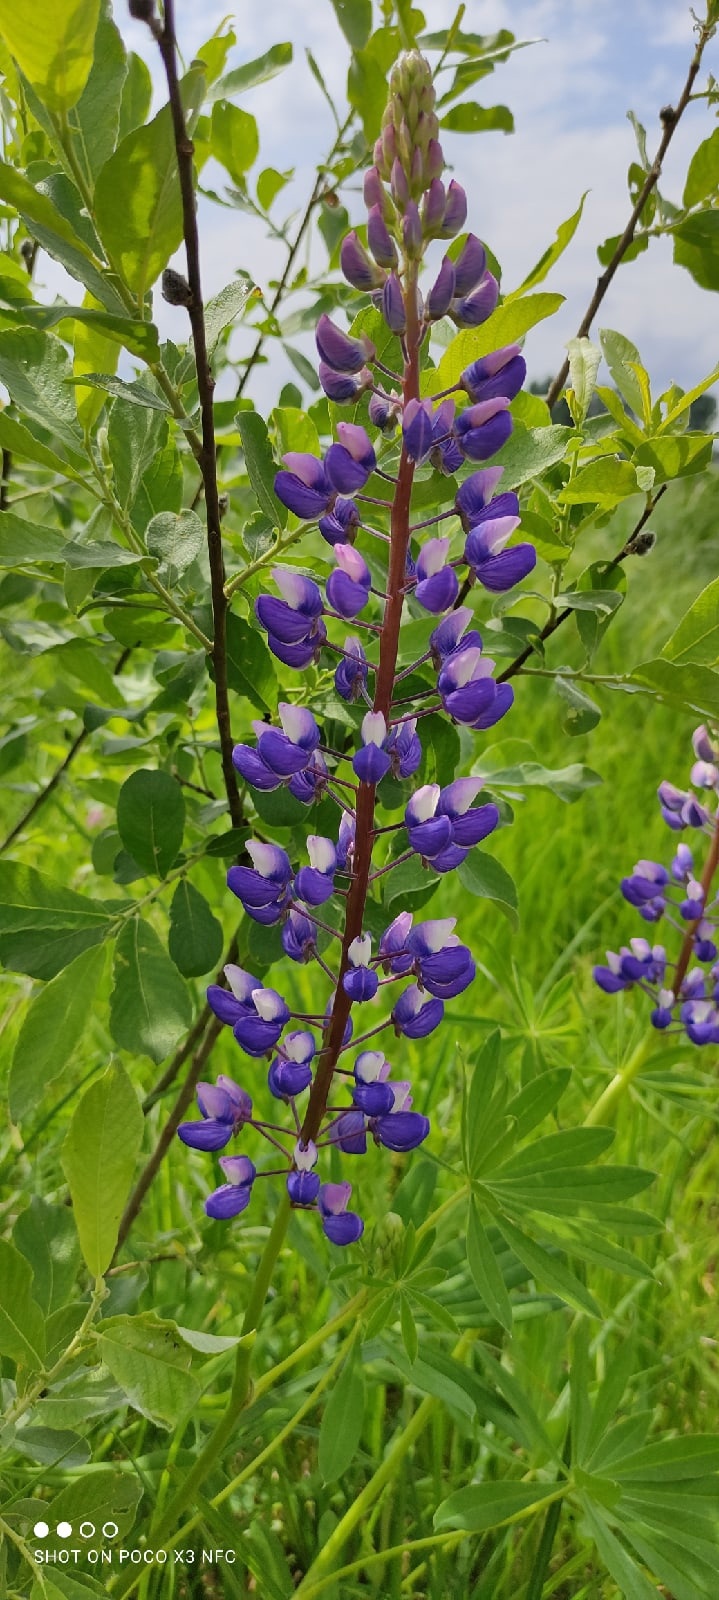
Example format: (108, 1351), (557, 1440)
(152, 0), (243, 828)
(545, 16), (714, 410)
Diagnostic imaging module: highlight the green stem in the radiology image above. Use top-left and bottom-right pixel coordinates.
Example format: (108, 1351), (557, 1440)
(298, 1531), (469, 1599)
(583, 1035), (654, 1127)
(224, 521), (315, 597)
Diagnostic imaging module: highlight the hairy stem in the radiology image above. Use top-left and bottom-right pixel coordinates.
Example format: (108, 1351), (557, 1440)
(545, 15), (714, 409)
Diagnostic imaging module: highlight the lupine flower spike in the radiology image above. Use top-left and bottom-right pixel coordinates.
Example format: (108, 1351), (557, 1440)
(594, 726), (719, 1045)
(178, 51), (538, 1243)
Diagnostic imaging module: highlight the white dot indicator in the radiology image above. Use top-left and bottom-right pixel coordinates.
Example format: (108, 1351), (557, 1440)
(57, 1522), (73, 1539)
(102, 1521), (119, 1539)
(33, 1521), (49, 1539)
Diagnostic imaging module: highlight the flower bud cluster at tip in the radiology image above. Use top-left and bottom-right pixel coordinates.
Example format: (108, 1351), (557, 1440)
(178, 52), (538, 1246)
(594, 725), (719, 1045)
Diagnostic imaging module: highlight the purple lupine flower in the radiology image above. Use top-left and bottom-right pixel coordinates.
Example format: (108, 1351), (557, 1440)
(657, 779), (707, 830)
(178, 1074), (252, 1152)
(422, 176), (447, 234)
(354, 711), (391, 784)
(453, 234), (487, 296)
(332, 1108), (368, 1155)
(429, 606), (477, 665)
(455, 397), (512, 460)
(440, 178), (467, 236)
(465, 511), (537, 594)
(383, 271), (407, 333)
(437, 777), (499, 847)
(319, 361), (373, 403)
(288, 748), (329, 803)
(414, 537), (459, 613)
(268, 1031), (315, 1098)
(318, 495), (360, 547)
(437, 643), (499, 724)
(210, 966), (290, 1057)
(451, 273), (500, 329)
(227, 843), (292, 926)
(282, 909), (316, 963)
(318, 1182), (364, 1245)
(325, 423), (377, 493)
(402, 397), (435, 464)
(315, 314), (375, 374)
(343, 934), (379, 1001)
(426, 255), (456, 319)
(256, 703), (320, 777)
(326, 544), (371, 618)
(352, 1049), (395, 1114)
(405, 783), (453, 860)
(406, 917), (475, 998)
(621, 859), (670, 920)
(367, 204), (398, 267)
(369, 385), (400, 432)
(340, 231), (385, 291)
(455, 466), (505, 530)
(379, 912), (414, 973)
(287, 1140), (321, 1205)
(274, 453), (335, 520)
(335, 635), (369, 701)
(337, 812), (356, 871)
(392, 983), (444, 1038)
(461, 344), (527, 404)
(256, 569), (324, 645)
(205, 1155), (257, 1220)
(294, 836), (337, 906)
(385, 717), (422, 778)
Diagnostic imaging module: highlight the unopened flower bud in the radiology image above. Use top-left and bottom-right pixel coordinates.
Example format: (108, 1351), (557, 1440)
(162, 267), (193, 307)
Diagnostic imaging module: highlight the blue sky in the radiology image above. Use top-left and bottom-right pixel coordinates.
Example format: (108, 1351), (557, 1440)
(115, 1), (719, 405)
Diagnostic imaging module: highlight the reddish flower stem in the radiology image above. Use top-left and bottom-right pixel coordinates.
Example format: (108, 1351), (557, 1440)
(300, 268), (420, 1145)
(672, 812), (719, 997)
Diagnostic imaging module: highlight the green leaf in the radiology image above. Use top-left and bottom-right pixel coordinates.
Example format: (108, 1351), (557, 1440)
(0, 0), (100, 111)
(116, 768), (185, 877)
(0, 411), (82, 478)
(216, 42), (293, 98)
(559, 458), (642, 508)
(224, 611), (278, 714)
(62, 1063), (143, 1277)
(168, 880), (224, 977)
(629, 658), (719, 719)
(30, 1470), (141, 1557)
(467, 1199), (513, 1331)
(510, 193), (588, 297)
(0, 860), (112, 980)
(8, 943), (107, 1125)
(72, 372), (171, 410)
(566, 336), (601, 425)
(633, 432), (713, 484)
(0, 510), (68, 566)
(683, 126), (719, 208)
(433, 295), (564, 391)
(673, 210), (719, 292)
(0, 328), (84, 462)
(94, 68), (205, 299)
(504, 1069), (571, 1140)
(13, 1198), (81, 1315)
(580, 1501), (658, 1600)
(457, 850), (519, 929)
(318, 1346), (365, 1483)
(97, 1313), (200, 1428)
(498, 1128), (614, 1177)
(613, 1436), (719, 1483)
(662, 577), (719, 666)
(211, 99), (259, 183)
(0, 1238), (46, 1366)
(204, 277), (255, 353)
(434, 1480), (559, 1533)
(599, 329), (646, 417)
(73, 5), (128, 182)
(491, 423), (574, 489)
(554, 675), (602, 737)
(0, 159), (120, 313)
(330, 0), (373, 49)
(474, 742), (602, 803)
(441, 102), (513, 133)
(145, 508), (205, 583)
(462, 1028), (502, 1176)
(495, 1216), (601, 1317)
(110, 917), (192, 1063)
(237, 409), (287, 526)
(4, 302), (159, 361)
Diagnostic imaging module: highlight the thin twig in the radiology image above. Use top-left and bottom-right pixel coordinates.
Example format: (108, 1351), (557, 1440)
(545, 17), (714, 409)
(0, 647), (131, 855)
(497, 488), (666, 684)
(153, 0), (243, 827)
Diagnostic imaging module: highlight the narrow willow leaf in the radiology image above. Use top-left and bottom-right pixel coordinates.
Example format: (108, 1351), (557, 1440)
(237, 409), (287, 526)
(0, 1238), (46, 1367)
(0, 0), (100, 111)
(116, 768), (185, 877)
(467, 1199), (512, 1332)
(211, 100), (259, 183)
(73, 4), (128, 181)
(661, 576), (719, 667)
(110, 918), (192, 1063)
(62, 1063), (143, 1276)
(510, 192), (588, 297)
(629, 658), (719, 719)
(8, 943), (107, 1124)
(318, 1346), (365, 1483)
(215, 42), (293, 99)
(457, 850), (518, 929)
